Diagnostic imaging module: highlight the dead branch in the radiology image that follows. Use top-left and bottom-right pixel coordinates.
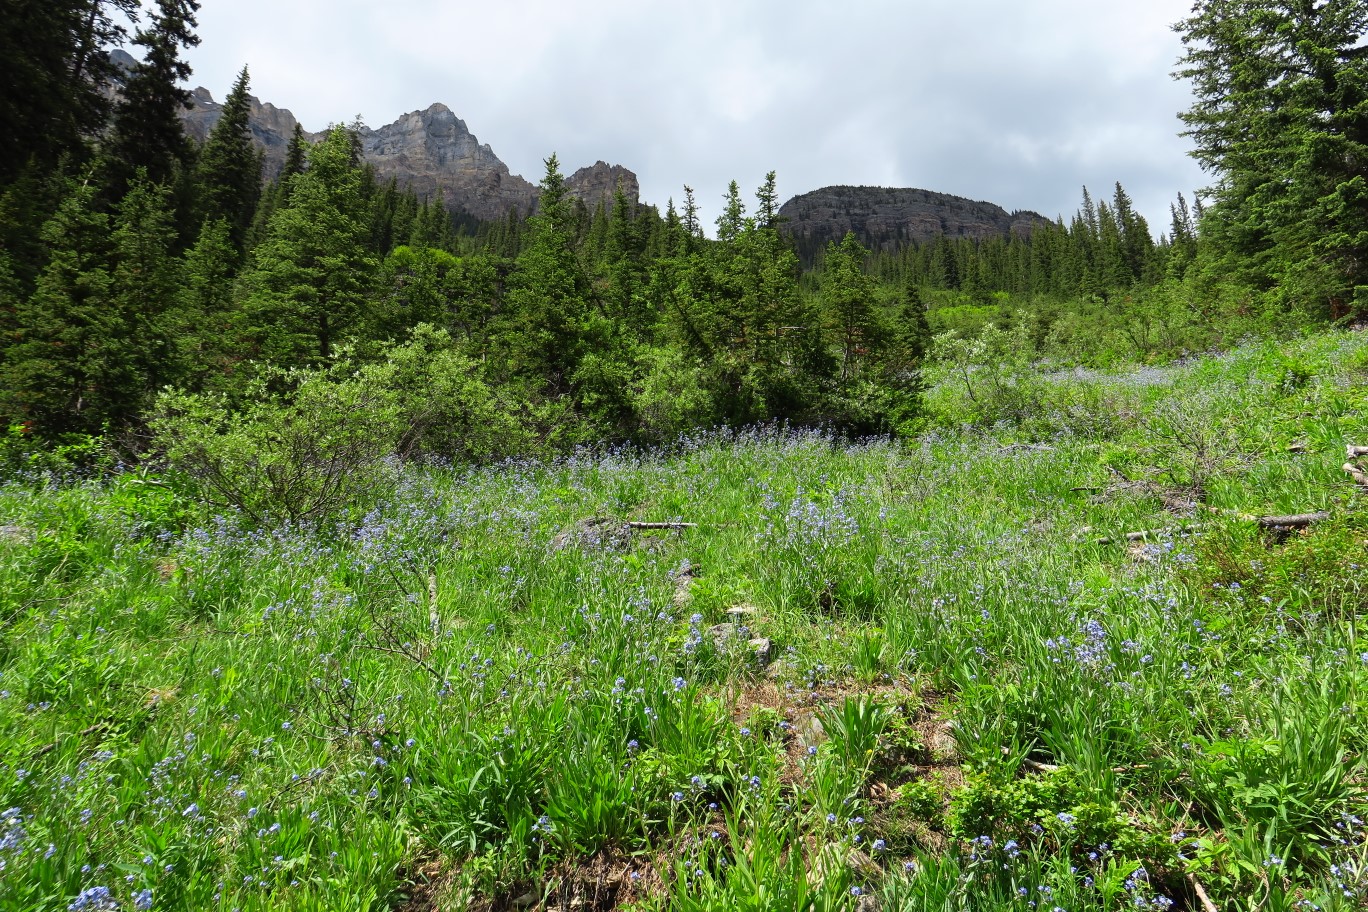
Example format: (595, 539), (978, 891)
(427, 573), (439, 638)
(1255, 512), (1329, 529)
(1345, 462), (1368, 487)
(1022, 758), (1060, 773)
(1186, 873), (1219, 912)
(27, 722), (109, 762)
(1097, 508), (1330, 545)
(1348, 445), (1368, 458)
(624, 522), (698, 530)
(1097, 525), (1203, 546)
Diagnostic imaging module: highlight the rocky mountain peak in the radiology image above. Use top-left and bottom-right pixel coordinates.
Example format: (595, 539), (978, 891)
(180, 85), (638, 222)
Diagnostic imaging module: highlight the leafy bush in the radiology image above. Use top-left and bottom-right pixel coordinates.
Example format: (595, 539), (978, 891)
(151, 328), (533, 524)
(925, 322), (1048, 426)
(151, 363), (403, 525)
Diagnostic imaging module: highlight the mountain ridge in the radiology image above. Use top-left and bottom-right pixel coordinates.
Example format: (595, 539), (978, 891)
(114, 51), (1048, 243)
(105, 50), (639, 222)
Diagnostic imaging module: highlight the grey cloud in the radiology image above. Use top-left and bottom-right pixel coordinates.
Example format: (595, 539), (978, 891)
(182, 0), (1207, 235)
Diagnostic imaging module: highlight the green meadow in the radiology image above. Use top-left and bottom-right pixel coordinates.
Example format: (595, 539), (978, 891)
(1, 331), (1366, 912)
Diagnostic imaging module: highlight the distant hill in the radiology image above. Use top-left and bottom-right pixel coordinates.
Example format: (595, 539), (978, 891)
(778, 185), (1049, 263)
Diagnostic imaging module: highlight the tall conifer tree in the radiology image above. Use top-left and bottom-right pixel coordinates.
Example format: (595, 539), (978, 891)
(196, 66), (261, 251)
(238, 125), (376, 365)
(104, 0), (200, 195)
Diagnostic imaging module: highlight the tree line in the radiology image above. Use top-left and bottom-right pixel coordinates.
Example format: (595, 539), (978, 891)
(2, 0), (1366, 457)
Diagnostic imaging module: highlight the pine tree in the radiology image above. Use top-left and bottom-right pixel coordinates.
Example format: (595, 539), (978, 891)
(176, 217), (238, 385)
(1176, 0), (1368, 313)
(821, 231), (879, 380)
(497, 153), (595, 392)
(111, 173), (181, 390)
(282, 124), (308, 182)
(755, 170), (780, 229)
(716, 181), (747, 243)
(196, 66), (262, 251)
(892, 273), (932, 368)
(0, 0), (139, 183)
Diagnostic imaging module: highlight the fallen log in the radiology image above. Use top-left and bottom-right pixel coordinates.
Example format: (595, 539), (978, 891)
(1097, 525), (1203, 546)
(1254, 511), (1329, 529)
(1097, 511), (1327, 546)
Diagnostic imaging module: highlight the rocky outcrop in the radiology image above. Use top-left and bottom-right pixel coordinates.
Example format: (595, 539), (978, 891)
(565, 161), (640, 211)
(178, 85), (637, 222)
(356, 103), (537, 221)
(779, 185), (1048, 261)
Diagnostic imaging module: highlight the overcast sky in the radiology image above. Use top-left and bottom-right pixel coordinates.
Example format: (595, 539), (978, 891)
(172, 0), (1207, 235)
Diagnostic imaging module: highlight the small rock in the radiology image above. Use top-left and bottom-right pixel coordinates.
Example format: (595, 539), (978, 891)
(511, 891), (537, 907)
(0, 525), (32, 544)
(709, 623), (736, 652)
(726, 604), (757, 616)
(749, 637), (773, 666)
(799, 714), (825, 753)
(856, 894), (883, 912)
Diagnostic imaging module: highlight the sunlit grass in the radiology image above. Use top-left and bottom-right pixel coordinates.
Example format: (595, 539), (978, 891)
(1, 330), (1367, 911)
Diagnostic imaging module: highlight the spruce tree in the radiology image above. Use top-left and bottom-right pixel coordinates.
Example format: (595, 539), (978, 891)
(821, 231), (879, 380)
(112, 173), (181, 391)
(1176, 0), (1368, 312)
(104, 0), (201, 195)
(196, 66), (262, 251)
(238, 125), (376, 365)
(0, 180), (125, 435)
(0, 0), (139, 183)
(893, 273), (932, 368)
(176, 217), (238, 385)
(498, 153), (594, 392)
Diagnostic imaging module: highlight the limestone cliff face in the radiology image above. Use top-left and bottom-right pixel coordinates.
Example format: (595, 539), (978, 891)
(779, 185), (1048, 261)
(182, 87), (317, 180)
(565, 161), (640, 210)
(180, 87), (637, 222)
(356, 103), (537, 221)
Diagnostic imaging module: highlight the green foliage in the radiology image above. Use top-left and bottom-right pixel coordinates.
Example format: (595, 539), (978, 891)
(102, 0), (201, 194)
(150, 360), (403, 525)
(946, 766), (1176, 873)
(628, 346), (716, 443)
(194, 66), (262, 251)
(1176, 0), (1368, 317)
(925, 322), (1047, 426)
(0, 0), (137, 182)
(0, 179), (123, 435)
(374, 325), (535, 462)
(237, 125), (377, 365)
(151, 329), (532, 523)
(2, 331), (1368, 910)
